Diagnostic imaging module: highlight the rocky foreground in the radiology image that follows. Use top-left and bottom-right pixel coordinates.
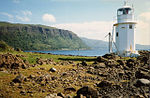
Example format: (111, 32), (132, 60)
(0, 51), (150, 98)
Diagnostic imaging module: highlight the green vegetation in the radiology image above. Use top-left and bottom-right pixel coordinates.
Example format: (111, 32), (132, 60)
(0, 22), (89, 51)
(0, 41), (14, 52)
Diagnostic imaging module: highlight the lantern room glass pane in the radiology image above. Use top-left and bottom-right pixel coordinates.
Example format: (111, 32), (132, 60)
(118, 8), (132, 15)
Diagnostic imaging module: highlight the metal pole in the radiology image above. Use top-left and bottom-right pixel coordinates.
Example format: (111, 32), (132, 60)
(109, 32), (112, 53)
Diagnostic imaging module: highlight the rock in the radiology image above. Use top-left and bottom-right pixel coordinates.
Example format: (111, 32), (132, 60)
(49, 68), (57, 72)
(36, 74), (51, 83)
(20, 90), (26, 95)
(77, 86), (99, 98)
(81, 61), (88, 66)
(40, 67), (45, 70)
(62, 72), (68, 76)
(0, 53), (27, 70)
(45, 93), (62, 98)
(0, 68), (5, 71)
(30, 94), (34, 97)
(16, 48), (22, 52)
(137, 53), (149, 64)
(29, 74), (36, 79)
(105, 60), (118, 67)
(135, 94), (144, 98)
(18, 85), (23, 89)
(64, 87), (76, 92)
(97, 80), (112, 88)
(51, 76), (57, 80)
(79, 94), (86, 98)
(42, 89), (46, 92)
(0, 93), (4, 98)
(22, 64), (27, 69)
(135, 70), (150, 79)
(65, 95), (72, 98)
(102, 53), (120, 60)
(126, 59), (136, 68)
(57, 93), (65, 98)
(27, 91), (33, 93)
(117, 60), (125, 66)
(12, 74), (25, 83)
(94, 63), (106, 69)
(97, 56), (108, 63)
(134, 79), (150, 87)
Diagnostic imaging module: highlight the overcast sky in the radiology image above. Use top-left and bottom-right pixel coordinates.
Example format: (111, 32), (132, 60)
(0, 0), (150, 45)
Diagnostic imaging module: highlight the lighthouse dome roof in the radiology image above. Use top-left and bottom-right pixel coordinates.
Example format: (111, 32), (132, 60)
(118, 6), (132, 11)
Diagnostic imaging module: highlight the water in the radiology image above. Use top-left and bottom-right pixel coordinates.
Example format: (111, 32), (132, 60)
(25, 49), (109, 56)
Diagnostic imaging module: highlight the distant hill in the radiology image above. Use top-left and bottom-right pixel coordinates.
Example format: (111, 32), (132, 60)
(81, 37), (150, 50)
(0, 22), (89, 51)
(81, 37), (108, 50)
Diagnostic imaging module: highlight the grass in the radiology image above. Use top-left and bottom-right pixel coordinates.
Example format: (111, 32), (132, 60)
(1, 51), (96, 64)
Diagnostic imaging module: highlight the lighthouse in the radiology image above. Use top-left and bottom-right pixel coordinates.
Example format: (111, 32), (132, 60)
(113, 1), (139, 56)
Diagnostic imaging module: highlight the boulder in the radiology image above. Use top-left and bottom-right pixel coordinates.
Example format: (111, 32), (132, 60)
(134, 79), (150, 87)
(135, 70), (150, 79)
(102, 53), (120, 60)
(94, 63), (106, 69)
(45, 93), (62, 98)
(64, 87), (76, 92)
(57, 93), (65, 98)
(20, 90), (26, 95)
(0, 53), (27, 70)
(96, 56), (108, 63)
(49, 68), (57, 72)
(97, 80), (112, 88)
(28, 74), (36, 79)
(126, 59), (136, 68)
(77, 86), (98, 98)
(117, 60), (125, 66)
(105, 60), (118, 67)
(81, 61), (88, 66)
(36, 74), (51, 83)
(12, 74), (26, 83)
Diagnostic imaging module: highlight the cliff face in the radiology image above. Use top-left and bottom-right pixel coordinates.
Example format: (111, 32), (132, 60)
(0, 22), (89, 50)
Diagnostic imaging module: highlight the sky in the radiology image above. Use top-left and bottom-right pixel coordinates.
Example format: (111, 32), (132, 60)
(0, 0), (150, 45)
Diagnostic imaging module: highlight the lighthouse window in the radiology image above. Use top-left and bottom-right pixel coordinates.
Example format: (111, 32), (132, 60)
(118, 8), (132, 15)
(129, 25), (132, 29)
(116, 32), (119, 37)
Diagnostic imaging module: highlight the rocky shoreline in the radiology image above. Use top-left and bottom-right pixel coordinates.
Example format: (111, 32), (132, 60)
(0, 50), (149, 98)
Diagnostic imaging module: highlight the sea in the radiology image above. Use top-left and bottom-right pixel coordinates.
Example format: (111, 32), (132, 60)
(25, 49), (109, 57)
(25, 48), (150, 57)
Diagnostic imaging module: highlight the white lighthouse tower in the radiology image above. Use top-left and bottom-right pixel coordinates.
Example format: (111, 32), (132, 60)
(113, 1), (139, 56)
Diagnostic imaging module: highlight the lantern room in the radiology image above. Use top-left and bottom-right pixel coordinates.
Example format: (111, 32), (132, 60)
(117, 7), (133, 15)
(117, 6), (135, 23)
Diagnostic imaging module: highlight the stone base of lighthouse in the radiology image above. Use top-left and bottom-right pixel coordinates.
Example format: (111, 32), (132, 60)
(116, 50), (140, 57)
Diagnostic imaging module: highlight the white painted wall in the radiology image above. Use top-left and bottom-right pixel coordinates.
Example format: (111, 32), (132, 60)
(116, 23), (136, 53)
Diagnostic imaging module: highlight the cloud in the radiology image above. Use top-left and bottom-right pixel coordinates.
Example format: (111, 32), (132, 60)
(139, 12), (150, 21)
(53, 19), (150, 45)
(12, 0), (20, 3)
(136, 20), (150, 45)
(22, 10), (32, 16)
(15, 10), (32, 22)
(0, 12), (14, 19)
(136, 11), (150, 45)
(42, 14), (56, 23)
(16, 15), (30, 22)
(53, 21), (113, 41)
